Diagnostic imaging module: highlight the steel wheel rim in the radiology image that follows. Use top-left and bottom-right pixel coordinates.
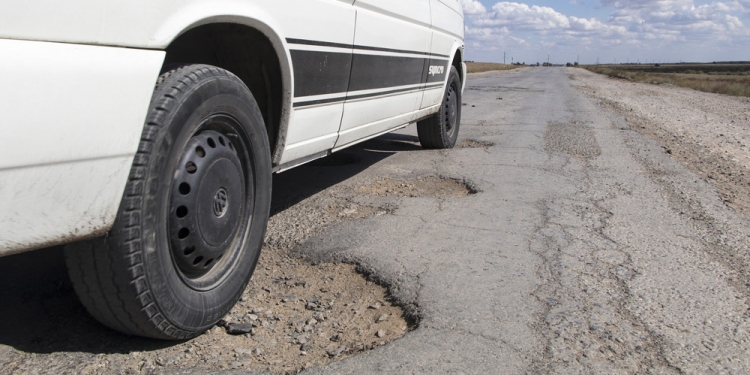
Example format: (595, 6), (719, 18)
(167, 114), (255, 290)
(445, 84), (458, 137)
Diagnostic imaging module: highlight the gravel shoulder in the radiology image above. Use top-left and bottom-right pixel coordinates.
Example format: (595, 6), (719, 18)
(568, 68), (750, 216)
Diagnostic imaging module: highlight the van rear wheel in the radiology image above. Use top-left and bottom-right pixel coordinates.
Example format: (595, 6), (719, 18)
(64, 64), (271, 340)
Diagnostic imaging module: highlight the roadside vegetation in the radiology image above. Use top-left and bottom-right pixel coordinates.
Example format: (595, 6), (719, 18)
(466, 62), (522, 73)
(583, 64), (750, 97)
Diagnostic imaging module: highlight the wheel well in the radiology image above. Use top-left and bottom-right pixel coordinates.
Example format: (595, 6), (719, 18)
(164, 23), (283, 156)
(452, 49), (464, 84)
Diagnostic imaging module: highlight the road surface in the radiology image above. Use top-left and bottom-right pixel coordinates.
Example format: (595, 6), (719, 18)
(301, 67), (750, 373)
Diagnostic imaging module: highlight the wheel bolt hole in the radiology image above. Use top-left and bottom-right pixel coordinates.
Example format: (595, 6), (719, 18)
(228, 142), (235, 152)
(186, 161), (197, 174)
(195, 146), (206, 158)
(219, 136), (226, 146)
(193, 256), (204, 265)
(207, 138), (216, 148)
(183, 246), (195, 256)
(176, 206), (188, 218)
(178, 228), (190, 239)
(179, 183), (191, 195)
(204, 258), (214, 267)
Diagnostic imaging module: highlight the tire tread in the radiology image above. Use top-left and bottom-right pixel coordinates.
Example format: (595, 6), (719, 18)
(64, 64), (231, 339)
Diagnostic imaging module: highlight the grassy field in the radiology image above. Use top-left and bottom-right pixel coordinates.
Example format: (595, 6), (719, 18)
(583, 64), (750, 97)
(466, 62), (522, 74)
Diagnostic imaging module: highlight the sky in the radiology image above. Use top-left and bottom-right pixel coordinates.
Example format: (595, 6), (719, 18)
(460, 0), (750, 64)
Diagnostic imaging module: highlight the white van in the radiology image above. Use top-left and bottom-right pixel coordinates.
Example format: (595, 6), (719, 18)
(0, 0), (465, 339)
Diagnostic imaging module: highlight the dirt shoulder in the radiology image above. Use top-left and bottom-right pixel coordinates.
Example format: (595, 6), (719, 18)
(567, 67), (750, 217)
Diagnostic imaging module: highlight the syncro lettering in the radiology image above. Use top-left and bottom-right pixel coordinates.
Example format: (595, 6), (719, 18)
(429, 65), (445, 76)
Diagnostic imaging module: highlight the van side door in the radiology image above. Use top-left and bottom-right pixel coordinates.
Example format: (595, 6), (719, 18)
(278, 0), (356, 165)
(335, 0), (432, 148)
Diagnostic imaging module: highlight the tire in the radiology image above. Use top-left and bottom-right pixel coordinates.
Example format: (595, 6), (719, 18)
(417, 66), (462, 149)
(63, 64), (272, 340)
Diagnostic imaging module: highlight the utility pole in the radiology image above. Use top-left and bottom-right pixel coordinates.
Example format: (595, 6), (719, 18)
(548, 54), (550, 65)
(504, 52), (506, 65)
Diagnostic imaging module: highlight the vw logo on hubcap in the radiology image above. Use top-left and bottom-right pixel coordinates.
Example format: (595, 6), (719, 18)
(213, 188), (228, 218)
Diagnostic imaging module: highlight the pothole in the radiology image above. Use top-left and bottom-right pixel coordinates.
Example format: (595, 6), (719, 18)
(214, 253), (412, 374)
(455, 139), (494, 149)
(324, 202), (395, 219)
(357, 176), (478, 198)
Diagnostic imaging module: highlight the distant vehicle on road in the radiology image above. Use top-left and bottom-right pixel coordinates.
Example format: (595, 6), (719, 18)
(0, 0), (465, 339)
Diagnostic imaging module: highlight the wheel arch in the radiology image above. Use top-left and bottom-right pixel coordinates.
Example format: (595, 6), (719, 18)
(159, 16), (292, 166)
(450, 45), (465, 87)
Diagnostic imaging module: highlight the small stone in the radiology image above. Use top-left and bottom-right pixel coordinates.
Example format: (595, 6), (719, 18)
(376, 330), (386, 338)
(327, 346), (345, 357)
(330, 334), (341, 342)
(306, 302), (318, 310)
(368, 302), (382, 310)
(320, 288), (330, 293)
(589, 325), (605, 333)
(156, 359), (166, 367)
(247, 314), (259, 321)
(234, 348), (253, 355)
(283, 295), (297, 303)
(301, 343), (312, 351)
(253, 348), (263, 356)
(377, 314), (389, 322)
(303, 325), (314, 332)
(226, 323), (254, 335)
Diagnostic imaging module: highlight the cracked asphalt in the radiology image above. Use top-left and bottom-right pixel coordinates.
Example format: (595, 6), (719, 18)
(297, 67), (750, 373)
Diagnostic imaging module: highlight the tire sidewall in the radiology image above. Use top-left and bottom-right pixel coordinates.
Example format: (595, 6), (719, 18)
(440, 67), (462, 148)
(139, 72), (271, 333)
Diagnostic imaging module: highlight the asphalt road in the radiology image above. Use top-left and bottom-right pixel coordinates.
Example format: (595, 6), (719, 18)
(299, 67), (750, 373)
(2, 67), (749, 374)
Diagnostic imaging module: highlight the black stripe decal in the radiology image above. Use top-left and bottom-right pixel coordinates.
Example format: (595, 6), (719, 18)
(290, 50), (352, 98)
(349, 54), (426, 92)
(293, 96), (348, 108)
(293, 83), (444, 108)
(290, 47), (451, 104)
(286, 38), (353, 50)
(286, 38), (451, 59)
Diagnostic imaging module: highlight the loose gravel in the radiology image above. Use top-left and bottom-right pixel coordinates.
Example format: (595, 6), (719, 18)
(568, 68), (750, 216)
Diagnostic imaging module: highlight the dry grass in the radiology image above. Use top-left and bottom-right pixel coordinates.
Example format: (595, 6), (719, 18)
(466, 62), (522, 73)
(584, 65), (750, 97)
